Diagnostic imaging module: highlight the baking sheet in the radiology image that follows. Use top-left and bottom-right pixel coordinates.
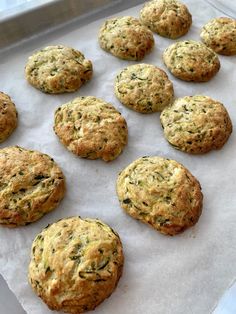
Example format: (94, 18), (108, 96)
(0, 1), (236, 313)
(0, 0), (121, 49)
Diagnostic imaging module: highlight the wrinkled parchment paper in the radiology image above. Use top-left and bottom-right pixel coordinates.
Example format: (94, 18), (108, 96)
(0, 1), (236, 313)
(206, 0), (236, 18)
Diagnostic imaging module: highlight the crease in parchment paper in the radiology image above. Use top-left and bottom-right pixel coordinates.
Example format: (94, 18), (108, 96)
(0, 1), (236, 313)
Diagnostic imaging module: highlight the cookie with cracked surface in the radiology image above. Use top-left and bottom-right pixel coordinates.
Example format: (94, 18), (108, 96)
(25, 45), (93, 93)
(28, 216), (124, 314)
(98, 16), (154, 60)
(54, 96), (128, 161)
(0, 92), (18, 142)
(163, 40), (220, 82)
(116, 156), (203, 236)
(160, 95), (232, 154)
(114, 64), (174, 113)
(200, 17), (236, 55)
(140, 0), (192, 39)
(0, 146), (65, 227)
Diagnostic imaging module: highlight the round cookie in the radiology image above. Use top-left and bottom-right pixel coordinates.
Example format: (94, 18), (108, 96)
(28, 216), (124, 314)
(116, 156), (203, 236)
(163, 40), (220, 82)
(160, 95), (232, 154)
(0, 92), (18, 142)
(200, 17), (236, 55)
(140, 0), (192, 39)
(0, 146), (65, 227)
(54, 96), (128, 161)
(25, 45), (93, 94)
(115, 64), (174, 113)
(98, 16), (154, 60)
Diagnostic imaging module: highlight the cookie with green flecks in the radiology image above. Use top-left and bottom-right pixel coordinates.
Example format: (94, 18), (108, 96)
(160, 95), (232, 153)
(25, 45), (93, 93)
(0, 146), (65, 227)
(98, 16), (154, 60)
(200, 17), (236, 55)
(28, 216), (124, 313)
(116, 156), (203, 236)
(140, 0), (192, 39)
(114, 64), (174, 113)
(163, 40), (220, 82)
(0, 92), (18, 142)
(54, 96), (128, 161)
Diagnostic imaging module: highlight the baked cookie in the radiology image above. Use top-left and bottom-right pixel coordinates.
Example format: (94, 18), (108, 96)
(98, 16), (154, 60)
(0, 92), (18, 142)
(200, 17), (236, 55)
(116, 156), (203, 236)
(25, 45), (93, 93)
(140, 0), (192, 39)
(160, 95), (232, 154)
(54, 96), (128, 161)
(163, 40), (220, 82)
(0, 146), (65, 227)
(115, 64), (174, 113)
(29, 216), (124, 314)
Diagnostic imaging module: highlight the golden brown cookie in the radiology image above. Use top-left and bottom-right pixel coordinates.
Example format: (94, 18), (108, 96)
(98, 16), (154, 60)
(140, 0), (192, 39)
(28, 216), (124, 313)
(25, 45), (93, 93)
(0, 146), (65, 227)
(116, 156), (203, 236)
(0, 92), (18, 142)
(200, 17), (236, 55)
(54, 96), (128, 161)
(160, 95), (232, 153)
(114, 64), (174, 113)
(163, 40), (220, 82)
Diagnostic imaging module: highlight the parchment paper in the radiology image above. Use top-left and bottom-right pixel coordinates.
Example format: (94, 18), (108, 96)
(0, 1), (236, 313)
(206, 0), (236, 18)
